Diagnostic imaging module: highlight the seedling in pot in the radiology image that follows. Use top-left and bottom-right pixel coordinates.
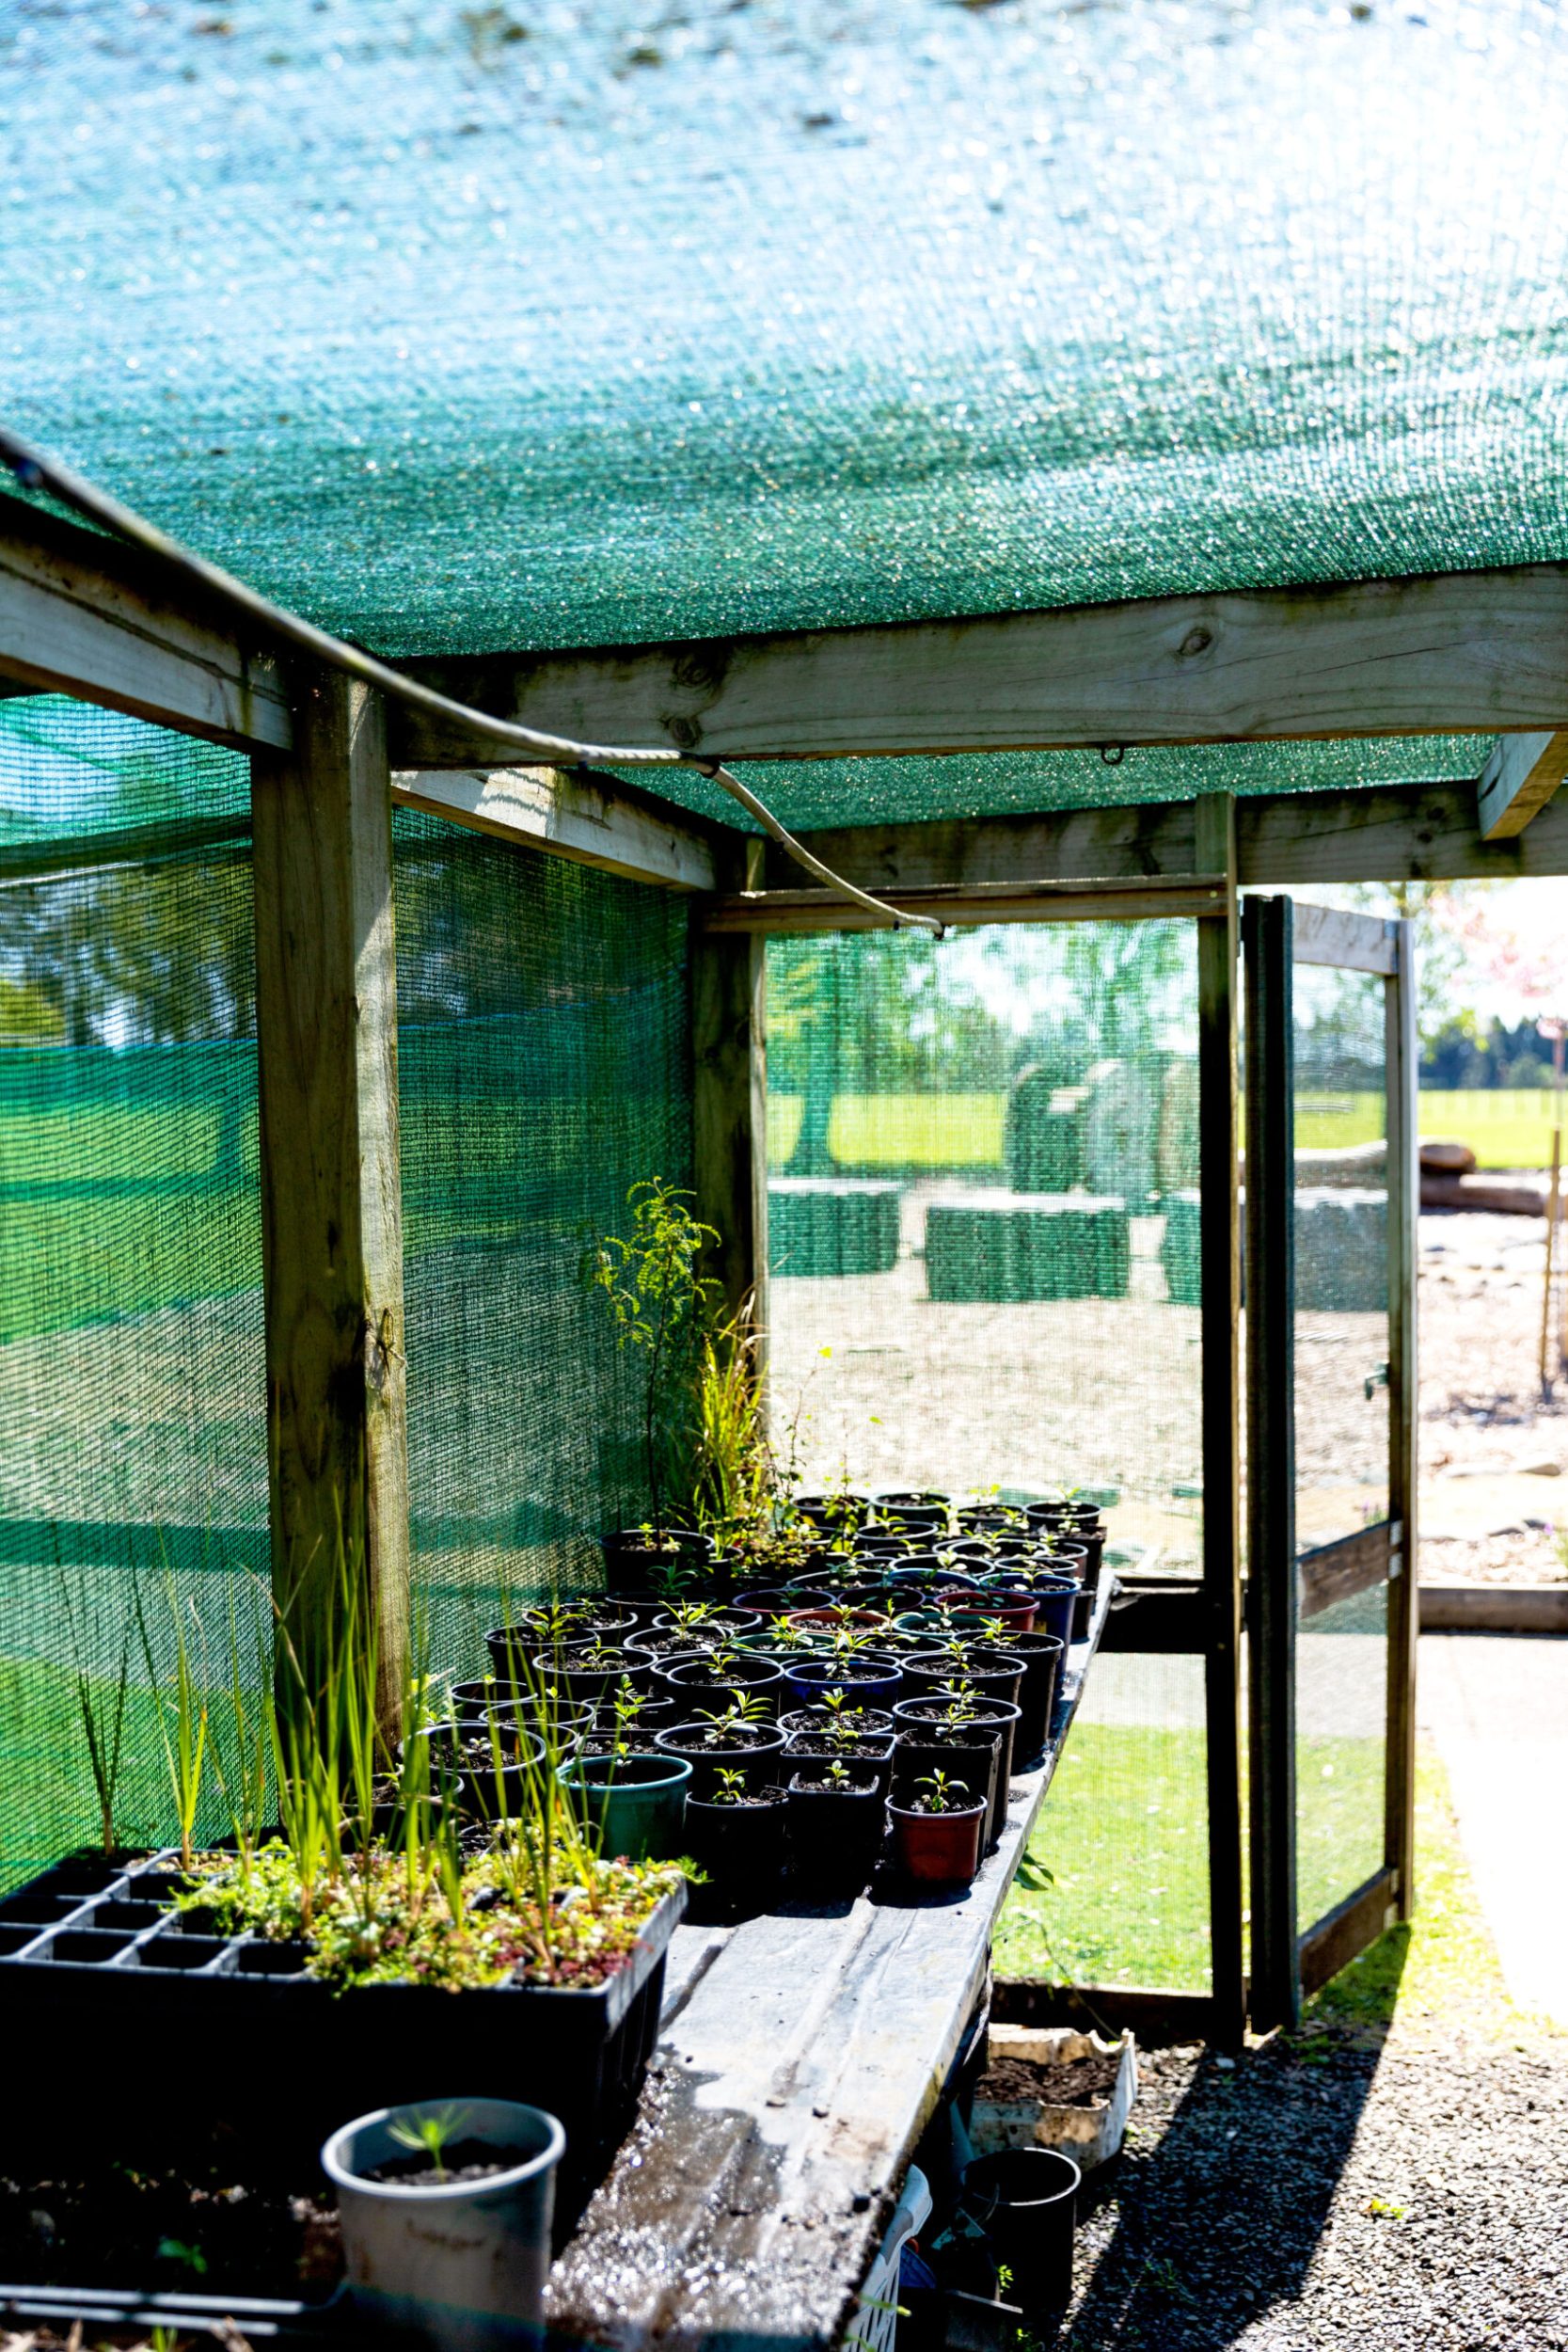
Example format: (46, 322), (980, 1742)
(710, 1767), (750, 1807)
(387, 2101), (469, 2185)
(914, 1769), (969, 1815)
(696, 1694), (768, 1741)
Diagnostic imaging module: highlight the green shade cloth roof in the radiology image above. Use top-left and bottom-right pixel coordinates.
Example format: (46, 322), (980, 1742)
(4, 1), (1560, 826)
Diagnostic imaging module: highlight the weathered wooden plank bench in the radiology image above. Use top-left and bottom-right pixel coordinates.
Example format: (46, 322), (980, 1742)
(546, 1583), (1112, 2350)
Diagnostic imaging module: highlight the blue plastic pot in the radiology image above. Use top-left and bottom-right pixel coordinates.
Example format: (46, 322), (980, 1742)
(783, 1653), (904, 1711)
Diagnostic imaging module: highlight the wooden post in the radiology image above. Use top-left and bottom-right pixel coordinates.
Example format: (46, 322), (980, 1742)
(250, 666), (410, 1726)
(1540, 1127), (1561, 1397)
(691, 835), (769, 1357)
(1385, 917), (1420, 1917)
(1243, 895), (1300, 2032)
(1196, 792), (1247, 2046)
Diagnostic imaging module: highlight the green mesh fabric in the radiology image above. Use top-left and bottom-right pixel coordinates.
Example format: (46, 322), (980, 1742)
(393, 811), (694, 1676)
(765, 923), (1203, 1549)
(0, 701), (694, 1884)
(765, 921), (1212, 1988)
(0, 698), (268, 1888)
(8, 1), (1568, 683)
(631, 735), (1496, 836)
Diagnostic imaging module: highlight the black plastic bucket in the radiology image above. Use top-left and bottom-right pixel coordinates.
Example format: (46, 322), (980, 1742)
(960, 2146), (1080, 2312)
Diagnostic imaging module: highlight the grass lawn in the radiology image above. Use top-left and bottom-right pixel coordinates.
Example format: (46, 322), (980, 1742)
(999, 1728), (1548, 2039)
(768, 1088), (1563, 1177)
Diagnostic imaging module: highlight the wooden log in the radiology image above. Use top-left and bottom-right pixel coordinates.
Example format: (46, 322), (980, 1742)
(1418, 1139), (1477, 1174)
(1421, 1173), (1546, 1215)
(250, 668), (410, 1725)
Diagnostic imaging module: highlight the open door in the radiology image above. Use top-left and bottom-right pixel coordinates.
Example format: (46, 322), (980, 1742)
(1243, 896), (1418, 2032)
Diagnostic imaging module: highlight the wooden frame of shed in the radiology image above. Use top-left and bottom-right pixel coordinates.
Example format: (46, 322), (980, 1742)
(4, 493), (1565, 2339)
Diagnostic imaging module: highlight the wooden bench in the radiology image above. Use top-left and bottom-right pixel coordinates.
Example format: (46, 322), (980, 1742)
(546, 1583), (1112, 2351)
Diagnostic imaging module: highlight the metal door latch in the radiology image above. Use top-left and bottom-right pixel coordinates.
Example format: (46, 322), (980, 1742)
(1364, 1360), (1389, 1401)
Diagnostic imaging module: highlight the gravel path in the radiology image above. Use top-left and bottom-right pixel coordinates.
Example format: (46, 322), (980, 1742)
(1066, 2029), (1568, 2349)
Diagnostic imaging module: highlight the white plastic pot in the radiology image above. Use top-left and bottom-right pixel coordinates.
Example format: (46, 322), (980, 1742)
(322, 2096), (565, 2350)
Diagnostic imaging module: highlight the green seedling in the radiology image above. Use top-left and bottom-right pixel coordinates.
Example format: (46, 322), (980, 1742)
(915, 1769), (969, 1814)
(388, 2102), (470, 2184)
(59, 1573), (131, 1855)
(711, 1767), (749, 1806)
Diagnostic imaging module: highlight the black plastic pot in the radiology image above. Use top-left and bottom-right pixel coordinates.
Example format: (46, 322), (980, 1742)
(893, 1695), (1018, 1849)
(0, 1850), (685, 2220)
(544, 1645), (655, 1706)
(786, 1769), (885, 1894)
(656, 1653), (786, 1717)
(959, 2148), (1080, 2314)
(890, 1720), (1000, 1836)
(777, 1703), (895, 1738)
(871, 1489), (952, 1537)
(681, 1787), (789, 1919)
(783, 1728), (897, 1800)
(591, 1690), (681, 1737)
(901, 1646), (1025, 1711)
(990, 1630), (1064, 1761)
(600, 1526), (716, 1597)
(792, 1491), (873, 1536)
(654, 1719), (787, 1799)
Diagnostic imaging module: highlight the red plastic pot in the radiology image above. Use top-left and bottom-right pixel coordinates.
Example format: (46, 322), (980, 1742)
(936, 1586), (1037, 1634)
(889, 1796), (985, 1886)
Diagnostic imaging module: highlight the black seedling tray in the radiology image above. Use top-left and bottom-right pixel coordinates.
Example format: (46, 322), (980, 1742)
(0, 1850), (682, 2223)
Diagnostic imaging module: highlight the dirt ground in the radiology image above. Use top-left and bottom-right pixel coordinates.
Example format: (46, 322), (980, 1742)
(768, 1189), (1568, 1589)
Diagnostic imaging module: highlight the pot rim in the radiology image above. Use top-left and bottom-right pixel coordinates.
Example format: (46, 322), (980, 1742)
(321, 2097), (566, 2203)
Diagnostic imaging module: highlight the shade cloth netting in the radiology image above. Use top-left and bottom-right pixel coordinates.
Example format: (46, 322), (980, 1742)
(4, 0), (1563, 828)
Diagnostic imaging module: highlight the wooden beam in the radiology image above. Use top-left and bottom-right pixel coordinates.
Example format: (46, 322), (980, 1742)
(396, 564), (1568, 766)
(1298, 1867), (1400, 1997)
(1243, 894), (1299, 2036)
(1477, 730), (1568, 838)
(1385, 918), (1419, 1923)
(251, 670), (410, 1728)
(1298, 1521), (1392, 1621)
(1291, 900), (1399, 976)
(773, 777), (1568, 897)
(1196, 793), (1246, 2054)
(690, 839), (769, 1351)
(0, 496), (291, 752)
(390, 763), (720, 892)
(703, 875), (1227, 935)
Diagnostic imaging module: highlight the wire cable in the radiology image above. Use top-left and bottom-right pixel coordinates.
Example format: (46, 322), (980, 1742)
(0, 428), (944, 936)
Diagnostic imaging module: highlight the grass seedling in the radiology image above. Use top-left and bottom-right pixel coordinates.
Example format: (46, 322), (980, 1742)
(387, 2103), (470, 2184)
(59, 1573), (131, 1855)
(135, 1576), (209, 1872)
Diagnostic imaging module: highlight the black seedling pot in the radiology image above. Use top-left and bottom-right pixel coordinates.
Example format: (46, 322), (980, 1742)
(591, 1690), (681, 1736)
(682, 1786), (790, 1920)
(654, 1719), (787, 1800)
(786, 1769), (886, 1895)
(544, 1645), (655, 1704)
(777, 1703), (895, 1738)
(791, 1491), (873, 1535)
(990, 1631), (1064, 1761)
(871, 1489), (952, 1535)
(901, 1646), (1025, 1710)
(656, 1653), (787, 1717)
(890, 1720), (1000, 1838)
(600, 1525), (716, 1597)
(894, 1696), (1018, 1849)
(783, 1728), (897, 1800)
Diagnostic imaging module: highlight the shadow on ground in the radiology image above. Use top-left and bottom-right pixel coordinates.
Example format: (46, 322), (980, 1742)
(1064, 1929), (1410, 2348)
